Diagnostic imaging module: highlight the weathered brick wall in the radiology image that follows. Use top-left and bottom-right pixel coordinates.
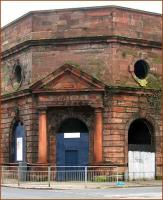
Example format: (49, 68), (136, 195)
(1, 49), (32, 95)
(2, 42), (161, 94)
(31, 44), (112, 85)
(2, 15), (32, 51)
(111, 43), (162, 87)
(2, 7), (161, 91)
(31, 42), (162, 87)
(1, 6), (162, 177)
(1, 90), (162, 176)
(112, 8), (161, 41)
(1, 96), (38, 163)
(2, 6), (161, 51)
(103, 92), (162, 175)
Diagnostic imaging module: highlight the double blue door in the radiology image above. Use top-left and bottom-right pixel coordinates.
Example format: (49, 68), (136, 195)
(56, 132), (89, 181)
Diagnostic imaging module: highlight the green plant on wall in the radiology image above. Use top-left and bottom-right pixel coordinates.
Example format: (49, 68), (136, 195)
(146, 90), (162, 114)
(146, 74), (162, 89)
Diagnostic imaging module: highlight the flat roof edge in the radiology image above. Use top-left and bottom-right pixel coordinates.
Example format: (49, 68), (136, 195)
(1, 5), (162, 30)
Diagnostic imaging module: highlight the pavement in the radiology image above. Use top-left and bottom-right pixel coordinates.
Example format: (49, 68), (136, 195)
(2, 180), (162, 190)
(2, 186), (162, 199)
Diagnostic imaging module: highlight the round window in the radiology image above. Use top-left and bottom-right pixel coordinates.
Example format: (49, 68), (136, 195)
(14, 65), (22, 84)
(134, 60), (149, 79)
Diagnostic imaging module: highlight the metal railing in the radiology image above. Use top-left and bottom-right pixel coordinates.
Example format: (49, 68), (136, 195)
(1, 165), (123, 187)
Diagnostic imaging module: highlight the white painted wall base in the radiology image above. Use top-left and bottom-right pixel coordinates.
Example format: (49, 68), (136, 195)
(128, 151), (155, 180)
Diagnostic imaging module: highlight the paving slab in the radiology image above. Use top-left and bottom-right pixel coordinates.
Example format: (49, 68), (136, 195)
(2, 180), (162, 190)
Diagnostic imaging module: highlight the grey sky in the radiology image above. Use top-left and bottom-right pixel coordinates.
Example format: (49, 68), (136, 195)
(1, 1), (162, 27)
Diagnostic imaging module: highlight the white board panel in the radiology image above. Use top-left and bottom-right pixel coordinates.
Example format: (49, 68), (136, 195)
(16, 137), (23, 161)
(64, 132), (80, 138)
(128, 151), (155, 180)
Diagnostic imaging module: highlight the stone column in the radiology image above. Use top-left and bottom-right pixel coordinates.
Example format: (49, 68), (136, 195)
(94, 108), (103, 163)
(38, 109), (47, 164)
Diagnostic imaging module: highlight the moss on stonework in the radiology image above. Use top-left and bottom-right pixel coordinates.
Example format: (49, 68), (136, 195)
(65, 60), (106, 82)
(65, 61), (80, 68)
(86, 59), (106, 80)
(119, 82), (141, 89)
(121, 49), (137, 57)
(152, 57), (162, 64)
(146, 74), (162, 89)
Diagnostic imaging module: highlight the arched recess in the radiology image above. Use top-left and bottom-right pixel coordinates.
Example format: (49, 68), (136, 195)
(56, 118), (89, 167)
(9, 118), (26, 163)
(128, 118), (155, 150)
(58, 118), (89, 133)
(127, 118), (155, 180)
(47, 106), (94, 165)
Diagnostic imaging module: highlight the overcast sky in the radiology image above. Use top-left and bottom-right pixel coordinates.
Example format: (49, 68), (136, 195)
(1, 1), (162, 27)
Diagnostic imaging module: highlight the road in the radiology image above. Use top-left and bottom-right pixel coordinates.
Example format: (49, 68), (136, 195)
(2, 186), (162, 199)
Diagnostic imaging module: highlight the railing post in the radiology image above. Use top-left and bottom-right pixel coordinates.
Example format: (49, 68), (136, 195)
(1, 166), (4, 184)
(84, 166), (87, 188)
(18, 165), (20, 186)
(48, 166), (51, 187)
(116, 167), (119, 183)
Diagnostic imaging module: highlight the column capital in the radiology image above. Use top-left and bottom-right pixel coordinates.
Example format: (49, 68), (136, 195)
(94, 107), (103, 113)
(38, 107), (47, 114)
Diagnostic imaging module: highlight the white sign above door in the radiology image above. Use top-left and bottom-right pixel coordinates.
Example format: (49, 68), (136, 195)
(64, 132), (80, 138)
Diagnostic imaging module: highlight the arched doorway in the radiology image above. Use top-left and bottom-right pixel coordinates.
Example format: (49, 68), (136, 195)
(56, 118), (89, 167)
(10, 120), (26, 163)
(128, 118), (155, 180)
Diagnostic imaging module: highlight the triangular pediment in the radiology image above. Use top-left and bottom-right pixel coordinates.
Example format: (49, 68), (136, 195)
(30, 64), (105, 92)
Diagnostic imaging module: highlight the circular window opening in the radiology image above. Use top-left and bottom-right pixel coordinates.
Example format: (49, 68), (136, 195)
(134, 60), (149, 79)
(14, 65), (22, 84)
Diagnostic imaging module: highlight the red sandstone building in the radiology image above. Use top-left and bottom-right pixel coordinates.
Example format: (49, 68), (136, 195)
(1, 6), (162, 179)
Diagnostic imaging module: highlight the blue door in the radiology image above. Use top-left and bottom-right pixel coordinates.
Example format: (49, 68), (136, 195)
(64, 150), (79, 181)
(56, 132), (89, 166)
(65, 150), (78, 166)
(56, 132), (89, 181)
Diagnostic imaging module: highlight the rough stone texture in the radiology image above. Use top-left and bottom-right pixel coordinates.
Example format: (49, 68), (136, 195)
(103, 93), (162, 173)
(1, 6), (162, 90)
(1, 96), (37, 163)
(1, 49), (32, 94)
(1, 6), (162, 178)
(2, 6), (161, 51)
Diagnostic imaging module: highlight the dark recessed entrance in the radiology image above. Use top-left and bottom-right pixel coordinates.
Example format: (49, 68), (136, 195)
(58, 118), (88, 133)
(128, 118), (155, 180)
(128, 118), (154, 151)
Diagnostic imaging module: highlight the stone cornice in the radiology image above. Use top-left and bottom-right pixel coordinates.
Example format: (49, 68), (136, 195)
(106, 85), (161, 96)
(1, 85), (161, 102)
(1, 35), (162, 59)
